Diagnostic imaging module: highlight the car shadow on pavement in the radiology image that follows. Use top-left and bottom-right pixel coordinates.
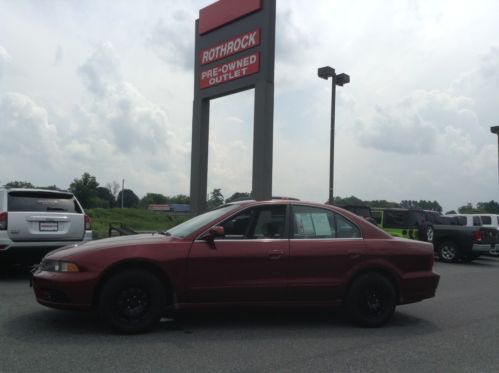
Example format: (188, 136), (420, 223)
(3, 306), (439, 342)
(157, 307), (440, 339)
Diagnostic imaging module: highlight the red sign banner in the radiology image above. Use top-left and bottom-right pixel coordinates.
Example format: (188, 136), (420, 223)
(200, 52), (260, 89)
(200, 29), (260, 65)
(199, 0), (262, 35)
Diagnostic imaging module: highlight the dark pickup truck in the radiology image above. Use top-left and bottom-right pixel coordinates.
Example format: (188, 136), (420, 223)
(340, 206), (497, 263)
(432, 224), (497, 263)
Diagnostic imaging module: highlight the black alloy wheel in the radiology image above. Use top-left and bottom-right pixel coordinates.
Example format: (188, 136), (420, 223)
(346, 273), (396, 328)
(98, 269), (166, 334)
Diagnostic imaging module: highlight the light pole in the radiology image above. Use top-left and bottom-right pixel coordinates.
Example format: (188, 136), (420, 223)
(318, 66), (350, 204)
(491, 126), (499, 188)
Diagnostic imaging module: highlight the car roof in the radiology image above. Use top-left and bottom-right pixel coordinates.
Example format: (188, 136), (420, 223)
(2, 187), (73, 195)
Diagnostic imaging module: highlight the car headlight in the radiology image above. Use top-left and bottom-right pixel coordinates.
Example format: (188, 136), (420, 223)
(41, 259), (80, 273)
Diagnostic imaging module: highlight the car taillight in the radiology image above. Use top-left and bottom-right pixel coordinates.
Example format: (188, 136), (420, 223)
(0, 212), (7, 230)
(84, 215), (91, 230)
(473, 230), (482, 242)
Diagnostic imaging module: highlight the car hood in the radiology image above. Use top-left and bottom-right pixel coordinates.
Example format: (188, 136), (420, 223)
(46, 233), (179, 258)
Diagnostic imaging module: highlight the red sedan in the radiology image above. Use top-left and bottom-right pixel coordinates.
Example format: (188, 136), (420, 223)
(32, 200), (439, 333)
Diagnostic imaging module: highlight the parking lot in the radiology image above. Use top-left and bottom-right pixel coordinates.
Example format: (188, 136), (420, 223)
(1, 257), (499, 373)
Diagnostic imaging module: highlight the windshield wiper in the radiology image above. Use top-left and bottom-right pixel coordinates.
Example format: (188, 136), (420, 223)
(157, 231), (171, 236)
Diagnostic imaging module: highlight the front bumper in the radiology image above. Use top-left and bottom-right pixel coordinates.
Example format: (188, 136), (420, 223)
(31, 268), (98, 311)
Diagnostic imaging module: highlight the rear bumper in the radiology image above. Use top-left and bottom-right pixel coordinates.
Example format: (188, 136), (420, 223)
(472, 243), (494, 254)
(0, 231), (92, 255)
(398, 271), (440, 305)
(0, 232), (92, 264)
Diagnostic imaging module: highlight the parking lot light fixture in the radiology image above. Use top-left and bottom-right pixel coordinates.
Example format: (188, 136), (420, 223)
(317, 66), (350, 204)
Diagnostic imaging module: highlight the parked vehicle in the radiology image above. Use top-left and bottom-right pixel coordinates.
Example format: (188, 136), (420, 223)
(369, 208), (447, 241)
(339, 205), (377, 224)
(370, 208), (495, 262)
(473, 214), (499, 255)
(32, 200), (439, 333)
(0, 188), (92, 269)
(431, 222), (496, 263)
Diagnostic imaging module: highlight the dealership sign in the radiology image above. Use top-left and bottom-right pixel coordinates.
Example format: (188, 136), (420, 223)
(190, 0), (276, 215)
(192, 0), (274, 98)
(200, 29), (260, 65)
(200, 52), (260, 89)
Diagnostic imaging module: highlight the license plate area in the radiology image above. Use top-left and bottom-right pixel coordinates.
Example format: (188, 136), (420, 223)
(39, 222), (58, 232)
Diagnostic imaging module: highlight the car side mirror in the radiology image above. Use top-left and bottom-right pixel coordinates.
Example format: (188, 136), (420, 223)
(201, 226), (225, 241)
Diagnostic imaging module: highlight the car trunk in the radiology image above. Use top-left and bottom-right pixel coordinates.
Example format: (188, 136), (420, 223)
(7, 191), (85, 242)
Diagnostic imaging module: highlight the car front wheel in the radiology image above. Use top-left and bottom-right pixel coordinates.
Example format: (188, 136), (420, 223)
(346, 273), (396, 328)
(98, 269), (166, 334)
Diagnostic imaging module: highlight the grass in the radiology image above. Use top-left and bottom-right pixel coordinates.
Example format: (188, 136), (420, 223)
(86, 208), (189, 239)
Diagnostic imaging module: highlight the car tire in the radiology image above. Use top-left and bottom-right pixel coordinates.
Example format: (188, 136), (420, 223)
(419, 223), (434, 242)
(437, 241), (460, 263)
(98, 269), (166, 334)
(346, 273), (396, 328)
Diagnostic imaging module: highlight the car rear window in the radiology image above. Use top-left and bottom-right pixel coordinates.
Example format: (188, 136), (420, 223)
(481, 216), (492, 225)
(8, 191), (82, 213)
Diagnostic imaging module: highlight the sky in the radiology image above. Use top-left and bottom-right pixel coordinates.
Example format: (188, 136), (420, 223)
(0, 0), (498, 212)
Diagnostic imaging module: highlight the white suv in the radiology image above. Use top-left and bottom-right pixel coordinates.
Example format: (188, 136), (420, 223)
(0, 188), (92, 268)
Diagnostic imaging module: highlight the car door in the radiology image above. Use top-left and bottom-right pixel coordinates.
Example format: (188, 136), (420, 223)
(185, 204), (289, 303)
(287, 205), (365, 301)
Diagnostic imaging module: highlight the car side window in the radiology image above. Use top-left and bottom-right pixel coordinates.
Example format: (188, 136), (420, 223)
(218, 205), (287, 240)
(336, 214), (361, 238)
(292, 205), (361, 239)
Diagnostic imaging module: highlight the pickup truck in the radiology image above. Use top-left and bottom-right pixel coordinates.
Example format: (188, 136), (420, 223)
(432, 224), (497, 263)
(343, 207), (497, 263)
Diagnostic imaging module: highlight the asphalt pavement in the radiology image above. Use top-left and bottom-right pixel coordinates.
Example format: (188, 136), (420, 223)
(1, 257), (499, 373)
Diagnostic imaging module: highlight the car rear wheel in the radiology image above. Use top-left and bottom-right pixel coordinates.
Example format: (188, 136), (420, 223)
(437, 241), (459, 263)
(346, 273), (396, 328)
(98, 269), (166, 334)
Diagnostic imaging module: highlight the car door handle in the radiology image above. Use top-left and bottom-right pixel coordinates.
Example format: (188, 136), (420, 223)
(268, 250), (283, 260)
(348, 250), (362, 260)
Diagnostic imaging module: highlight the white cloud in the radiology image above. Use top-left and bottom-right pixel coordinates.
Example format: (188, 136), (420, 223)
(147, 10), (195, 70)
(357, 90), (478, 155)
(0, 45), (11, 82)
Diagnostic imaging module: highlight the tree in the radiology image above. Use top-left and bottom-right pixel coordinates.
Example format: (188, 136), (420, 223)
(365, 200), (399, 208)
(207, 188), (224, 209)
(4, 181), (35, 188)
(226, 192), (251, 203)
(69, 173), (99, 208)
(332, 195), (365, 206)
(167, 194), (191, 204)
(117, 189), (139, 208)
(140, 193), (168, 208)
(106, 181), (121, 199)
(457, 203), (479, 214)
(400, 200), (442, 213)
(477, 201), (499, 214)
(96, 186), (116, 208)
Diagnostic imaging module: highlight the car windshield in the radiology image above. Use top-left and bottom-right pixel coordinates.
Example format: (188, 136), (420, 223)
(164, 204), (240, 238)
